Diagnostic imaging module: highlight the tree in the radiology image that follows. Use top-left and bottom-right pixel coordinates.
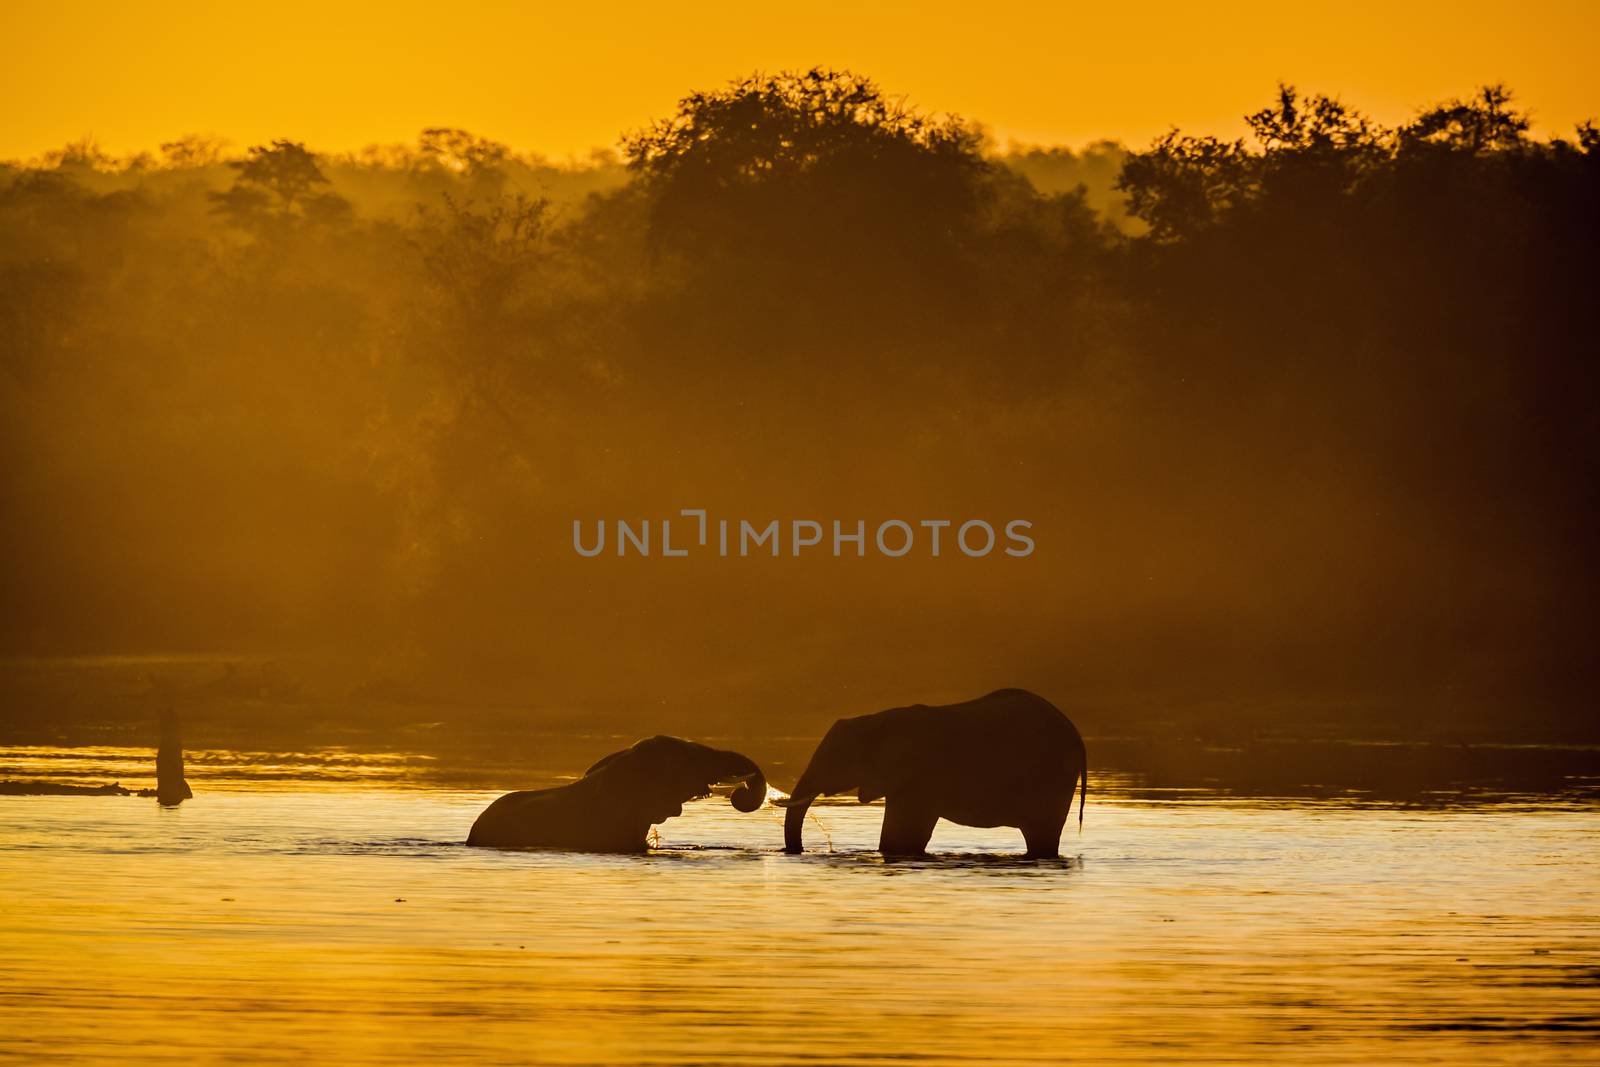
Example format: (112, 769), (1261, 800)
(1400, 85), (1530, 154)
(625, 68), (977, 182)
(44, 139), (116, 172)
(1117, 85), (1388, 243)
(622, 68), (987, 255)
(159, 135), (229, 168)
(417, 128), (511, 198)
(615, 68), (1001, 354)
(211, 140), (349, 228)
(411, 193), (551, 447)
(418, 128), (508, 176)
(1116, 131), (1251, 243)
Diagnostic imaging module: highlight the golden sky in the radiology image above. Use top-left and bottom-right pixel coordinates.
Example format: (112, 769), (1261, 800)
(2, 0), (1596, 160)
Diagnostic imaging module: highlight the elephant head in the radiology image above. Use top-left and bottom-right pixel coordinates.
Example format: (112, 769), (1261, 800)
(776, 716), (900, 853)
(584, 735), (768, 824)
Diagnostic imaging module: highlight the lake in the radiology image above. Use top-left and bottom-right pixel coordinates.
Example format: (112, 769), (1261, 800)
(1, 745), (1597, 1064)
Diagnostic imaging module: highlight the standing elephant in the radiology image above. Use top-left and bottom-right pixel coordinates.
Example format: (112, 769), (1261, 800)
(467, 735), (767, 851)
(778, 689), (1086, 858)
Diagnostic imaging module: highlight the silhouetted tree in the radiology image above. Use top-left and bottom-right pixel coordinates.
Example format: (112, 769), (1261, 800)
(2, 75), (1596, 735)
(159, 135), (229, 168)
(625, 68), (986, 252)
(211, 139), (350, 228)
(419, 128), (508, 173)
(1000, 140), (1138, 231)
(1117, 85), (1600, 709)
(44, 139), (116, 172)
(618, 68), (1002, 355)
(412, 194), (551, 443)
(1400, 85), (1530, 154)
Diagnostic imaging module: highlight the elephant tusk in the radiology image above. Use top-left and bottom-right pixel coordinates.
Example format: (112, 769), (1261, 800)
(772, 793), (815, 808)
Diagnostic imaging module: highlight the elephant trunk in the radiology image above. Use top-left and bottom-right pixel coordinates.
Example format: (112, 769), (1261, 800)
(720, 751), (768, 813)
(782, 792), (815, 853)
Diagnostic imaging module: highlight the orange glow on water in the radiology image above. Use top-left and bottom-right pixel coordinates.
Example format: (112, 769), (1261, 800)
(2, 774), (1597, 1064)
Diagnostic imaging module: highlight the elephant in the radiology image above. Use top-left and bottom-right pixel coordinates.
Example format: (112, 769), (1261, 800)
(466, 735), (768, 851)
(777, 688), (1086, 858)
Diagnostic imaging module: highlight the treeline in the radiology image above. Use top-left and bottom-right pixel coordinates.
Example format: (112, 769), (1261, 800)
(1, 70), (1595, 740)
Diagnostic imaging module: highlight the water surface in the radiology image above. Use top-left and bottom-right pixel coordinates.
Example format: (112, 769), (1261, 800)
(1, 748), (1596, 1064)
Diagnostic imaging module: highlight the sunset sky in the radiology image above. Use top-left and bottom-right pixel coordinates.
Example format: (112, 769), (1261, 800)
(3, 0), (1595, 161)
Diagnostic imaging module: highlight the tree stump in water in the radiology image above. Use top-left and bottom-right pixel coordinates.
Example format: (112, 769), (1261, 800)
(156, 708), (192, 806)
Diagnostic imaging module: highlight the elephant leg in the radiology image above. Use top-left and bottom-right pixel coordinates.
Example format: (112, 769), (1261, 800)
(1021, 814), (1067, 859)
(878, 801), (938, 856)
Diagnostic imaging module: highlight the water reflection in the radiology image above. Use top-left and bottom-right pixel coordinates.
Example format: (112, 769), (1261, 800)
(0, 745), (438, 789)
(0, 749), (1596, 1065)
(14, 732), (1600, 806)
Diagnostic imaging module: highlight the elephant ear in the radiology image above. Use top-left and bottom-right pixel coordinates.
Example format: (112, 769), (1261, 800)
(596, 738), (703, 823)
(854, 716), (907, 804)
(583, 747), (632, 777)
(637, 768), (701, 825)
(856, 759), (898, 803)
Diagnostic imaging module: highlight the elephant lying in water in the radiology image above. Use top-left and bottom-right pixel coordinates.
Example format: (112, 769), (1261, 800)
(467, 735), (768, 851)
(778, 688), (1086, 858)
